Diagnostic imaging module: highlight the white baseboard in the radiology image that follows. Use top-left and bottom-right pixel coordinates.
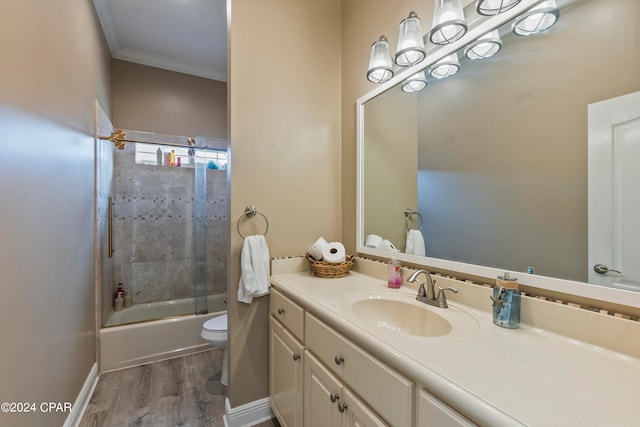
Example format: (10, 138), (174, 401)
(63, 363), (99, 427)
(223, 396), (275, 427)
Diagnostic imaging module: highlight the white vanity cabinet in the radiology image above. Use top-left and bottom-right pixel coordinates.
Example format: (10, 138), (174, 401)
(269, 289), (305, 427)
(305, 351), (387, 427)
(270, 286), (476, 427)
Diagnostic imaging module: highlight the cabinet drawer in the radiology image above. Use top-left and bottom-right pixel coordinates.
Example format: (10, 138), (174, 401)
(305, 312), (414, 427)
(418, 389), (477, 427)
(271, 288), (305, 341)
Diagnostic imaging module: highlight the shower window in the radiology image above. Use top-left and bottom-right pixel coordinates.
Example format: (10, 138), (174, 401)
(135, 142), (228, 169)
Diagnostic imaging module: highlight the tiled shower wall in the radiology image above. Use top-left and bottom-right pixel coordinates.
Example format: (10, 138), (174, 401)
(111, 143), (228, 305)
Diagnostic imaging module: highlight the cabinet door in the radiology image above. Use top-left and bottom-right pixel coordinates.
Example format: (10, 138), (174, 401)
(270, 318), (304, 427)
(418, 389), (477, 427)
(342, 388), (388, 427)
(304, 352), (342, 427)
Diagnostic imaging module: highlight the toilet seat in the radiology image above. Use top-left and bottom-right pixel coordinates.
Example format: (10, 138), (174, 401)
(201, 314), (227, 346)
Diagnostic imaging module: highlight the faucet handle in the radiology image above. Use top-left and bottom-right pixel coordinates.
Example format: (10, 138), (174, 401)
(436, 287), (459, 308)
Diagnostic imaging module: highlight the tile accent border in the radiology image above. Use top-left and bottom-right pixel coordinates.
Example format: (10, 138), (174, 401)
(355, 255), (640, 322)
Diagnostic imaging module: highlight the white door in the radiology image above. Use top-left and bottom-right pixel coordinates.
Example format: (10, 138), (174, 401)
(588, 91), (640, 290)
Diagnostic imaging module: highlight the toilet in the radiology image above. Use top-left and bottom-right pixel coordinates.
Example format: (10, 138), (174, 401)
(201, 313), (228, 386)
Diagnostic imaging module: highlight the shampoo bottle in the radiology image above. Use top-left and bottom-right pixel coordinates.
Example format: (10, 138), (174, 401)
(387, 256), (402, 288)
(114, 292), (124, 312)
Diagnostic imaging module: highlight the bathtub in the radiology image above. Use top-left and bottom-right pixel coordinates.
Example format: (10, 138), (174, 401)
(100, 294), (226, 372)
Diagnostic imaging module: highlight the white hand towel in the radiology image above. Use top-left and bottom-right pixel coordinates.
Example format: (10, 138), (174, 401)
(237, 235), (271, 304)
(405, 229), (426, 256)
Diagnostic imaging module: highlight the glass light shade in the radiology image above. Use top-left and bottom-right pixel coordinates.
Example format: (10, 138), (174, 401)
(464, 29), (503, 60)
(430, 0), (467, 45)
(367, 36), (394, 83)
(401, 72), (428, 93)
(428, 53), (460, 79)
(476, 0), (521, 16)
(512, 0), (559, 36)
(395, 11), (426, 67)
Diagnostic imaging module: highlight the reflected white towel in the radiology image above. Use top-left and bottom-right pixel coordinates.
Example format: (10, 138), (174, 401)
(405, 229), (426, 256)
(237, 235), (270, 304)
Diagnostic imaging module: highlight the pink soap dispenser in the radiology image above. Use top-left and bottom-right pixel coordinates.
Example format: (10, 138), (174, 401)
(387, 256), (402, 288)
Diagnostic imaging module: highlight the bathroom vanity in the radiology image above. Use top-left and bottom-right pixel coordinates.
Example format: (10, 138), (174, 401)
(268, 258), (640, 427)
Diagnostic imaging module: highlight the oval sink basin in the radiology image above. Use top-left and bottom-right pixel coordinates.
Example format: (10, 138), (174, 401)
(351, 298), (452, 337)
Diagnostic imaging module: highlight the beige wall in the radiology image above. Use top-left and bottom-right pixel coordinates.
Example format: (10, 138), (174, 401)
(228, 0), (342, 407)
(112, 59), (227, 139)
(0, 1), (110, 426)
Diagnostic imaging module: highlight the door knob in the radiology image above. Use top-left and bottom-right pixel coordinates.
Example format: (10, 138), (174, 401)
(594, 264), (622, 274)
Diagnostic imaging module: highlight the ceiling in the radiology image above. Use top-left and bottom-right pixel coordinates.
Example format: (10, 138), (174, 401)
(92, 0), (227, 82)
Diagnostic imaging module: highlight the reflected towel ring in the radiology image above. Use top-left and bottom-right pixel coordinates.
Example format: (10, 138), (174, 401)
(404, 208), (424, 232)
(237, 206), (269, 239)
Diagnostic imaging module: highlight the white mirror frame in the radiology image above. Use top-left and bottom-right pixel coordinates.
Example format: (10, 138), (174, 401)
(356, 0), (640, 309)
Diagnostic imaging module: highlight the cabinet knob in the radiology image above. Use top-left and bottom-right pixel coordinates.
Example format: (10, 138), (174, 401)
(329, 393), (339, 403)
(277, 308), (285, 315)
(292, 353), (301, 361)
(334, 355), (344, 365)
(338, 402), (348, 413)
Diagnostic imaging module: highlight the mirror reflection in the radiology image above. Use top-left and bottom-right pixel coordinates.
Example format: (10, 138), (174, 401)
(362, 0), (640, 289)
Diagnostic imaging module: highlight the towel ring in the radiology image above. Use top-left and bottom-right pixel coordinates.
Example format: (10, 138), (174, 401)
(404, 208), (424, 232)
(237, 206), (269, 239)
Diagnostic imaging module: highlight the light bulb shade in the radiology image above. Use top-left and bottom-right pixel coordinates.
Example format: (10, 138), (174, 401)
(512, 0), (559, 36)
(367, 36), (394, 83)
(430, 0), (467, 45)
(395, 11), (426, 67)
(401, 72), (428, 93)
(428, 53), (460, 79)
(476, 0), (521, 16)
(464, 29), (503, 60)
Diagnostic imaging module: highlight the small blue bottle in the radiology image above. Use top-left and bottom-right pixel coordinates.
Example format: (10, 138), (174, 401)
(491, 272), (520, 329)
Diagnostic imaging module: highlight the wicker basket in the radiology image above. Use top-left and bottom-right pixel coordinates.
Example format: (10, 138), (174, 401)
(306, 254), (354, 278)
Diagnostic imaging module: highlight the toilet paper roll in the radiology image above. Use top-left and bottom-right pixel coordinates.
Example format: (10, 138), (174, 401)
(308, 237), (329, 260)
(322, 242), (346, 264)
(365, 234), (383, 248)
(376, 239), (398, 252)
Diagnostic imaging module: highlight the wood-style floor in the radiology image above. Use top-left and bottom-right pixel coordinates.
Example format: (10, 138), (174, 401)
(79, 349), (280, 427)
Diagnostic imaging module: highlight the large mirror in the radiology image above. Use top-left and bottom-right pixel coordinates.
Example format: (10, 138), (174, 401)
(357, 0), (640, 308)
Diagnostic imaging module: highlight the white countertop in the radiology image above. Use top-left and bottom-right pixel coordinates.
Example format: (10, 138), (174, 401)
(271, 271), (640, 427)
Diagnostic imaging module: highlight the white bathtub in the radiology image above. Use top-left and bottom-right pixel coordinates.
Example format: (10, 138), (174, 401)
(100, 294), (226, 372)
(104, 294), (225, 326)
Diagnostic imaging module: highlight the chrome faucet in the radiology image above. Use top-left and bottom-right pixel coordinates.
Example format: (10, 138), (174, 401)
(407, 269), (459, 308)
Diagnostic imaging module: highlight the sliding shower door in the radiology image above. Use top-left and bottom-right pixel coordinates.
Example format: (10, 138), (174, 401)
(101, 130), (229, 327)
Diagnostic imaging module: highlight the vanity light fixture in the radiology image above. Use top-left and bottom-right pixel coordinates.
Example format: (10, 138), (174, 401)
(464, 29), (503, 60)
(401, 71), (428, 92)
(428, 53), (460, 79)
(395, 11), (426, 67)
(430, 0), (468, 45)
(476, 0), (522, 16)
(512, 0), (559, 36)
(367, 36), (394, 83)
